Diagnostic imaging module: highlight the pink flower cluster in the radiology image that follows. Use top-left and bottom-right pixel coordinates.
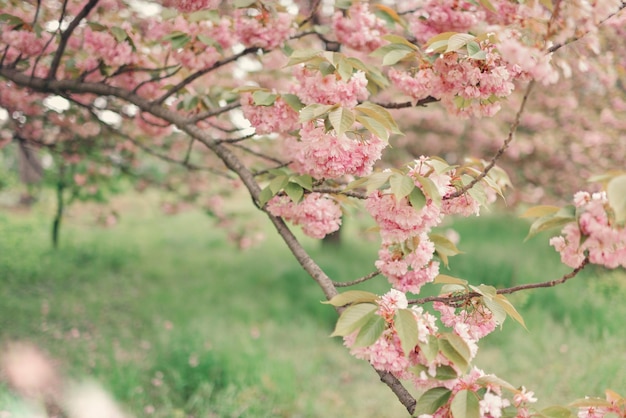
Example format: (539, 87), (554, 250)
(234, 9), (295, 50)
(240, 93), (300, 134)
(286, 122), (385, 179)
(266, 193), (342, 239)
(497, 31), (559, 86)
(365, 191), (442, 243)
(389, 44), (522, 118)
(82, 28), (133, 69)
(409, 0), (485, 44)
(292, 66), (369, 108)
(375, 237), (440, 294)
(366, 158), (490, 292)
(434, 300), (497, 357)
(1, 30), (55, 62)
(345, 289), (438, 378)
(550, 191), (626, 269)
(332, 3), (389, 53)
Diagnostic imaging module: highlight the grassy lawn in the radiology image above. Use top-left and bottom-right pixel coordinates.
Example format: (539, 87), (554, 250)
(1, 194), (625, 417)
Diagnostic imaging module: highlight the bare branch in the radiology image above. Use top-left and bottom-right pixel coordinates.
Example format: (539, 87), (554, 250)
(226, 142), (286, 165)
(333, 270), (380, 288)
(409, 257), (589, 306)
(47, 0), (100, 80)
(155, 47), (259, 105)
(312, 186), (367, 200)
(375, 96), (438, 109)
(445, 80), (535, 200)
(189, 101), (241, 124)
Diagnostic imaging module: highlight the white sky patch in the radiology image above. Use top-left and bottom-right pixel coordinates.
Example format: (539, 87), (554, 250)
(43, 96), (70, 113)
(0, 108), (8, 123)
(229, 109), (255, 136)
(97, 109), (122, 127)
(128, 0), (162, 17)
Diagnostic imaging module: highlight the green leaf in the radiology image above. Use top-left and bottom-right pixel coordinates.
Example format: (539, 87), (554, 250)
(353, 314), (386, 347)
(188, 9), (219, 22)
(382, 49), (414, 66)
(110, 26), (128, 43)
(417, 334), (439, 363)
(258, 186), (274, 208)
(446, 33), (475, 53)
(287, 49), (321, 66)
(430, 233), (463, 268)
(337, 57), (354, 81)
(451, 389), (480, 418)
(494, 294), (527, 329)
(434, 274), (468, 286)
(233, 0), (256, 8)
(568, 398), (613, 408)
(323, 291), (378, 307)
(395, 309), (419, 356)
(520, 205), (561, 218)
(269, 175), (289, 194)
(390, 174), (415, 201)
(280, 94), (305, 112)
(330, 303), (378, 337)
(290, 174), (313, 191)
(538, 406), (576, 418)
(344, 177), (368, 192)
(525, 205), (576, 241)
(425, 31), (457, 53)
(414, 175), (442, 207)
(440, 333), (471, 372)
(481, 297), (507, 326)
(476, 375), (518, 392)
(328, 107), (355, 137)
(381, 34), (419, 50)
(435, 365), (459, 380)
(299, 104), (335, 122)
(252, 90), (278, 106)
(284, 182), (303, 203)
(607, 174), (626, 224)
(0, 13), (25, 27)
(408, 187), (426, 210)
(365, 171), (393, 193)
(356, 115), (389, 141)
(355, 102), (402, 135)
(479, 0), (498, 13)
(413, 387), (452, 417)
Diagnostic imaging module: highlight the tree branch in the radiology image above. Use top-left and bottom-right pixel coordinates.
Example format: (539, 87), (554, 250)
(47, 0), (100, 80)
(409, 257), (589, 306)
(333, 270), (380, 288)
(445, 80), (535, 200)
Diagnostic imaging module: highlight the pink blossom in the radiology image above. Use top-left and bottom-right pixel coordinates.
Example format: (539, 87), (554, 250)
(240, 93), (300, 134)
(550, 192), (626, 269)
(266, 193), (342, 239)
(409, 0), (485, 44)
(234, 9), (295, 50)
(286, 122), (385, 179)
(513, 387), (538, 407)
(82, 27), (133, 68)
(292, 66), (369, 108)
(377, 289), (409, 322)
(480, 391), (511, 418)
(365, 192), (442, 243)
(332, 3), (389, 52)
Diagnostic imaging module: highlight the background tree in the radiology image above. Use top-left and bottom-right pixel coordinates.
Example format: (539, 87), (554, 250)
(1, 0), (626, 416)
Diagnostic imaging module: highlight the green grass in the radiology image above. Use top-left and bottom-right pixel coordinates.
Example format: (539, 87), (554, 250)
(1, 196), (625, 416)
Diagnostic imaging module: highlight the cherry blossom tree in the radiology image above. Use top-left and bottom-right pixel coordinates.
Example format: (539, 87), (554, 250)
(1, 0), (626, 416)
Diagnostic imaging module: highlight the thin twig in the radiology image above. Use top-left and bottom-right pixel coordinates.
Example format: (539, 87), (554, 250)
(155, 47), (258, 105)
(226, 142), (285, 165)
(409, 257), (589, 305)
(47, 0), (100, 80)
(445, 80), (535, 200)
(189, 101), (241, 124)
(333, 271), (380, 288)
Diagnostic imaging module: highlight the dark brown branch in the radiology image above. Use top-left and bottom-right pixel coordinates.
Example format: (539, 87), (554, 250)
(333, 270), (380, 288)
(445, 80), (535, 200)
(299, 0), (322, 28)
(155, 47), (259, 105)
(312, 186), (367, 200)
(189, 101), (241, 124)
(377, 370), (417, 415)
(375, 96), (438, 109)
(47, 0), (100, 80)
(409, 257), (589, 306)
